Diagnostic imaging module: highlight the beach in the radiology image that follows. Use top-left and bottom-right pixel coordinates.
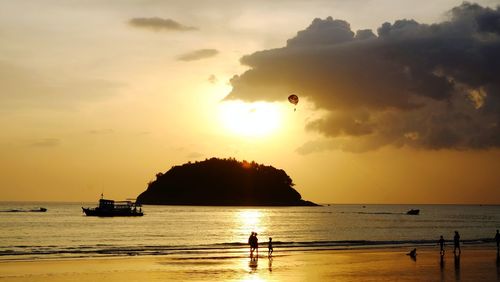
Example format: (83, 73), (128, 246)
(1, 247), (499, 281)
(2, 203), (500, 281)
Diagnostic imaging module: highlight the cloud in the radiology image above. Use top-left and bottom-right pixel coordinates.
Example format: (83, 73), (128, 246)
(129, 17), (197, 31)
(177, 49), (219, 61)
(208, 74), (218, 84)
(29, 138), (61, 148)
(88, 129), (114, 135)
(0, 61), (121, 109)
(226, 3), (500, 152)
(187, 152), (204, 158)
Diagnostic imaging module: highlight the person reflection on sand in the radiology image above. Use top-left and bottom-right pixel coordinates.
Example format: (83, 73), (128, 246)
(249, 255), (258, 272)
(497, 252), (500, 280)
(454, 252), (461, 281)
(440, 253), (445, 281)
(268, 256), (273, 272)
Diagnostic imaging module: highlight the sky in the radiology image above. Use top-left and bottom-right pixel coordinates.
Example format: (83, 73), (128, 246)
(1, 0), (500, 204)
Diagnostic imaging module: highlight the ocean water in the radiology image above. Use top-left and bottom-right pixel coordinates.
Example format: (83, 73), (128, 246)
(0, 202), (499, 260)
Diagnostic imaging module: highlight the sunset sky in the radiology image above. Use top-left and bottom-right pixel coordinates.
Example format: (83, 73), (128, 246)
(1, 0), (500, 204)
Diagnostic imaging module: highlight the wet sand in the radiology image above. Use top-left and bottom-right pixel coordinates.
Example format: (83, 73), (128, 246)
(1, 247), (499, 281)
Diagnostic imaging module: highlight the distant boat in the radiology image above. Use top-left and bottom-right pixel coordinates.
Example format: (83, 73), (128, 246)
(406, 209), (420, 215)
(30, 207), (47, 212)
(1, 207), (47, 213)
(82, 196), (143, 217)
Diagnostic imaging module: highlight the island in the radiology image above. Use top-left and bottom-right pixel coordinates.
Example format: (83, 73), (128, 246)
(136, 158), (318, 206)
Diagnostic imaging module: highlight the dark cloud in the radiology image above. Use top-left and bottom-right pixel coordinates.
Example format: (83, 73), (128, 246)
(129, 17), (197, 31)
(177, 49), (219, 61)
(226, 3), (500, 152)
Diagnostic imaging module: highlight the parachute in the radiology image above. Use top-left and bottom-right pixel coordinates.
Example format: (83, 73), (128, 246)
(288, 94), (299, 111)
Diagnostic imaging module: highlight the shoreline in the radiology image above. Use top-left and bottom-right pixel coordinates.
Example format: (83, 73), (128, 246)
(1, 246), (499, 281)
(1, 242), (497, 263)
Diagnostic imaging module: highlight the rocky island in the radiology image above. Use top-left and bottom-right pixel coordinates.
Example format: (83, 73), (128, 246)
(136, 158), (318, 206)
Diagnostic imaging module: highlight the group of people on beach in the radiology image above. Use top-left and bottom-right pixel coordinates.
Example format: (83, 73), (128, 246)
(248, 232), (273, 259)
(437, 230), (500, 256)
(437, 231), (462, 256)
(249, 229), (500, 262)
(404, 229), (500, 262)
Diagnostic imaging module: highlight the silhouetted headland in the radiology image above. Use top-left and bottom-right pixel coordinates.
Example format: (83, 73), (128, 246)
(136, 158), (318, 206)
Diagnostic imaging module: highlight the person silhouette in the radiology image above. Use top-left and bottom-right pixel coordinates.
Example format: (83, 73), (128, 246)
(249, 232), (259, 258)
(495, 230), (500, 253)
(248, 232), (255, 257)
(438, 235), (445, 255)
(453, 231), (461, 255)
(268, 237), (273, 257)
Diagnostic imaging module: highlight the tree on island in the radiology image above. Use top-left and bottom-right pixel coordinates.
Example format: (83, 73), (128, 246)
(136, 157), (318, 206)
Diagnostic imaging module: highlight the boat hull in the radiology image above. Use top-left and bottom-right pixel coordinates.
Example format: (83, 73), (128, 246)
(406, 209), (420, 215)
(82, 207), (143, 217)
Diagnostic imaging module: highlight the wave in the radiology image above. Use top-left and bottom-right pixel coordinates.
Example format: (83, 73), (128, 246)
(1, 238), (495, 260)
(340, 211), (409, 215)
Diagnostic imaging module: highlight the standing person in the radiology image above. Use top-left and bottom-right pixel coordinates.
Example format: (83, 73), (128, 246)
(495, 230), (500, 253)
(438, 235), (445, 255)
(453, 231), (461, 255)
(268, 237), (273, 257)
(248, 232), (255, 257)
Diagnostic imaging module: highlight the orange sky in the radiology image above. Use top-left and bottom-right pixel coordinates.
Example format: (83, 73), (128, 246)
(1, 0), (499, 204)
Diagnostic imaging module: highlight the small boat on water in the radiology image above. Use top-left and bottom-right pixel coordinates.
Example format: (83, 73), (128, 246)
(406, 209), (420, 215)
(1, 207), (47, 213)
(31, 207), (47, 212)
(82, 196), (143, 217)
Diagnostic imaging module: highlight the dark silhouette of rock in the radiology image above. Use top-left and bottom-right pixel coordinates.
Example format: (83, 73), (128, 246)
(136, 158), (318, 206)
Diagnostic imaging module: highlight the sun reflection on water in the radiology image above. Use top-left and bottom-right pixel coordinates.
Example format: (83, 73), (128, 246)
(238, 210), (263, 234)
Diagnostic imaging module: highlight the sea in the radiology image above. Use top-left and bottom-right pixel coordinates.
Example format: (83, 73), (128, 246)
(1, 202), (499, 261)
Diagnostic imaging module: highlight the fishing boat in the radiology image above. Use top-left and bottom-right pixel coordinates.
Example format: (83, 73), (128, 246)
(406, 209), (420, 215)
(82, 195), (143, 217)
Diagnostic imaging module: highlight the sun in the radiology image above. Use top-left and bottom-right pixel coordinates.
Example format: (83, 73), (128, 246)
(218, 101), (282, 137)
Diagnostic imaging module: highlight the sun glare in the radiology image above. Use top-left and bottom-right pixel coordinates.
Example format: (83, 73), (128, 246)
(218, 101), (282, 137)
(237, 210), (263, 235)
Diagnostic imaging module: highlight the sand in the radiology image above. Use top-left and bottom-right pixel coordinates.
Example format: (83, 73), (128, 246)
(1, 247), (499, 281)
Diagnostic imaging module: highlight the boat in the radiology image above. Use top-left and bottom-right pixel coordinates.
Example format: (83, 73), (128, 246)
(30, 207), (47, 212)
(82, 196), (143, 217)
(2, 207), (47, 212)
(406, 209), (420, 215)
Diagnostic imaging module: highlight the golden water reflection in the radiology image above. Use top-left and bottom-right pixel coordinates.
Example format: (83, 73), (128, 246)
(237, 210), (266, 236)
(235, 209), (271, 282)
